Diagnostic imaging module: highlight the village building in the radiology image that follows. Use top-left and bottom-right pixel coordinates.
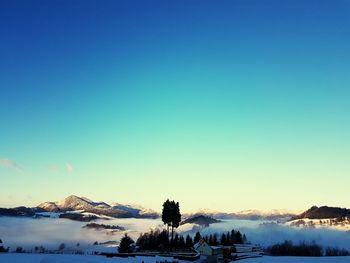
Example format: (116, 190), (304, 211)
(194, 239), (263, 261)
(193, 239), (223, 256)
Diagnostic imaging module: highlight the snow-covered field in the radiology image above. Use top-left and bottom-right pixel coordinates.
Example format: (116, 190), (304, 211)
(0, 253), (203, 263)
(243, 256), (350, 263)
(1, 254), (350, 263)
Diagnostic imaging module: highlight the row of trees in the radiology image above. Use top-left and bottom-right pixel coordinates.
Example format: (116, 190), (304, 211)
(266, 240), (323, 256)
(325, 246), (350, 256)
(199, 230), (246, 246)
(0, 239), (82, 254)
(136, 229), (194, 251)
(135, 229), (247, 251)
(266, 240), (350, 257)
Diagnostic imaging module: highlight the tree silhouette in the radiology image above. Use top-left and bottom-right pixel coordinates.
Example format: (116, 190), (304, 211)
(194, 232), (202, 244)
(220, 233), (226, 245)
(58, 243), (65, 251)
(173, 234), (179, 247)
(169, 200), (181, 243)
(136, 230), (190, 251)
(185, 234), (193, 248)
(162, 199), (181, 244)
(0, 238), (8, 253)
(235, 231), (243, 244)
(209, 234), (213, 245)
(162, 199), (172, 235)
(119, 234), (135, 253)
(158, 230), (169, 249)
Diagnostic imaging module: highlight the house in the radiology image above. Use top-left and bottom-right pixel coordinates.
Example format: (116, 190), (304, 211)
(231, 244), (263, 260)
(194, 239), (223, 256)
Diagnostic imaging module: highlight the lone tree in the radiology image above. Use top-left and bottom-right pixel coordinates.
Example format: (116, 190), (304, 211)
(0, 239), (8, 253)
(119, 234), (135, 253)
(170, 201), (181, 243)
(162, 199), (172, 235)
(161, 199), (181, 244)
(58, 243), (65, 251)
(185, 234), (193, 248)
(194, 232), (202, 244)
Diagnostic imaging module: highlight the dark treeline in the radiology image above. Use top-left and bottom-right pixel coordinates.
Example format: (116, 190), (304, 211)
(136, 229), (247, 251)
(267, 240), (350, 257)
(83, 223), (125, 231)
(136, 229), (193, 250)
(0, 239), (9, 253)
(325, 247), (350, 256)
(266, 241), (323, 257)
(201, 229), (246, 246)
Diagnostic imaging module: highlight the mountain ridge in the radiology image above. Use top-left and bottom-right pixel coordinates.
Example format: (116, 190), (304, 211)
(184, 209), (300, 220)
(2, 197), (349, 222)
(292, 206), (350, 220)
(37, 195), (159, 219)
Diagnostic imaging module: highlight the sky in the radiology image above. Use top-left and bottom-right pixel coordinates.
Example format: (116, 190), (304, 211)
(0, 0), (349, 213)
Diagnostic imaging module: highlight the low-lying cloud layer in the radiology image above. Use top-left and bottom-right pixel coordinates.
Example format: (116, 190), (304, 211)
(1, 217), (350, 252)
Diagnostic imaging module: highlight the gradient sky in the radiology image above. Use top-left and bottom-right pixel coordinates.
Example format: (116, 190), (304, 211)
(1, 0), (349, 213)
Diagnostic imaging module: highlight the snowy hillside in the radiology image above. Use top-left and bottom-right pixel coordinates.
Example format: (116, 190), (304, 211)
(243, 256), (350, 263)
(36, 195), (159, 219)
(184, 209), (299, 220)
(1, 254), (350, 263)
(287, 217), (350, 231)
(0, 253), (203, 263)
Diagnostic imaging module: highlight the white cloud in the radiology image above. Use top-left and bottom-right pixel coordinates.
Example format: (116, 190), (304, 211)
(66, 163), (74, 173)
(0, 158), (22, 170)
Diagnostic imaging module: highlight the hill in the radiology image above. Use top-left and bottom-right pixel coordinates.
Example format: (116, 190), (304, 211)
(0, 195), (158, 219)
(293, 206), (350, 220)
(37, 195), (159, 219)
(181, 215), (220, 226)
(185, 209), (298, 220)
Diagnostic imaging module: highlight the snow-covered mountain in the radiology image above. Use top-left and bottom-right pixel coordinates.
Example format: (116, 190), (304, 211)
(286, 217), (350, 231)
(284, 206), (350, 230)
(233, 209), (301, 220)
(184, 208), (299, 220)
(37, 195), (159, 219)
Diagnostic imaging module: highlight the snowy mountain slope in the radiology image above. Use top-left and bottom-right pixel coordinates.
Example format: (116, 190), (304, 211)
(37, 202), (61, 212)
(0, 254), (203, 263)
(286, 217), (350, 231)
(184, 209), (299, 220)
(37, 195), (159, 219)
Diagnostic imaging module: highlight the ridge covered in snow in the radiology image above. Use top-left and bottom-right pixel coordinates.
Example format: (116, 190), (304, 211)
(184, 208), (300, 220)
(36, 195), (159, 219)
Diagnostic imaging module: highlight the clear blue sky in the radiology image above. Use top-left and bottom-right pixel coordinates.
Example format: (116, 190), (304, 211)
(1, 0), (349, 212)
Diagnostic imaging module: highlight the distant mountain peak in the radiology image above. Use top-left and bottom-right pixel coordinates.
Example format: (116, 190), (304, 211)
(36, 195), (159, 219)
(57, 195), (94, 210)
(184, 208), (299, 220)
